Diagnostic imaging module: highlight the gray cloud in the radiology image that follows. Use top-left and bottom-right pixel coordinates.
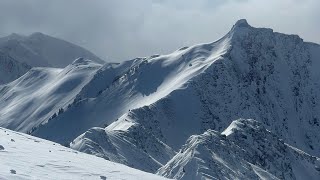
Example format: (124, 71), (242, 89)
(0, 0), (319, 61)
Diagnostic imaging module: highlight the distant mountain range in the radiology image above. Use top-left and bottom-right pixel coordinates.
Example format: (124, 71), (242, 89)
(0, 20), (320, 179)
(0, 32), (104, 84)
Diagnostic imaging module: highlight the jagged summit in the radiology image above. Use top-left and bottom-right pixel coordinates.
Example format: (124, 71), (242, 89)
(234, 19), (250, 28)
(228, 19), (275, 42)
(230, 19), (252, 33)
(71, 57), (94, 65)
(222, 118), (263, 136)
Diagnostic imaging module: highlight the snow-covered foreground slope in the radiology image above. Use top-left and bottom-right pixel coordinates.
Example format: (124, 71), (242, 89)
(0, 127), (168, 180)
(0, 32), (104, 67)
(0, 58), (101, 134)
(0, 51), (30, 84)
(157, 119), (320, 180)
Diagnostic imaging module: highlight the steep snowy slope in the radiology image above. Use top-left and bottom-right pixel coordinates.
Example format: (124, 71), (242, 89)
(30, 28), (230, 145)
(71, 125), (176, 173)
(0, 51), (30, 84)
(0, 32), (104, 67)
(157, 119), (320, 180)
(0, 58), (101, 134)
(0, 127), (168, 180)
(70, 19), (320, 174)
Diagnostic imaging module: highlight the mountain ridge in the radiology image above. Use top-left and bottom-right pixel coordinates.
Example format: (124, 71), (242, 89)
(0, 32), (105, 68)
(158, 119), (320, 180)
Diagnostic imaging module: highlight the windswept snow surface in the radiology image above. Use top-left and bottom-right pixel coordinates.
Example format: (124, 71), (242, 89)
(0, 32), (104, 67)
(29, 25), (231, 145)
(0, 127), (168, 180)
(0, 58), (101, 134)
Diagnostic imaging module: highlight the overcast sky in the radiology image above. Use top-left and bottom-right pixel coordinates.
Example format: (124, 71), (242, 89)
(0, 0), (319, 61)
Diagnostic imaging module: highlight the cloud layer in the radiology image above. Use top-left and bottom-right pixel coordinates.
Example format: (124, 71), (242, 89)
(0, 0), (319, 61)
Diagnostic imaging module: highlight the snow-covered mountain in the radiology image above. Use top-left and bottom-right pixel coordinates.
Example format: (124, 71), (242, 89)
(0, 51), (30, 84)
(157, 119), (320, 180)
(0, 32), (104, 67)
(0, 32), (104, 85)
(69, 19), (320, 178)
(1, 19), (320, 179)
(0, 127), (168, 180)
(30, 33), (229, 145)
(0, 58), (101, 135)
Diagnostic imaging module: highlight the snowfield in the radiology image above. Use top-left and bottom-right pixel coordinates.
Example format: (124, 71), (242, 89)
(0, 58), (102, 134)
(0, 127), (169, 180)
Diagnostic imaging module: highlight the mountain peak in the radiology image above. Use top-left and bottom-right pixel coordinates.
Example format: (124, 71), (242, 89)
(227, 19), (253, 39)
(234, 19), (250, 28)
(9, 33), (24, 38)
(30, 32), (45, 36)
(70, 57), (100, 67)
(2, 33), (26, 41)
(29, 32), (47, 39)
(72, 57), (90, 65)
